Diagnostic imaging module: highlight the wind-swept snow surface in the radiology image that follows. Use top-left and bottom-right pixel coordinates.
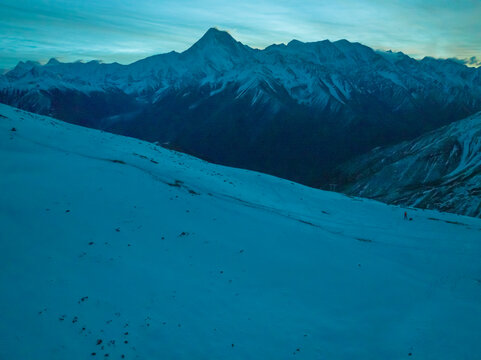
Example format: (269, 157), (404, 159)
(1, 103), (481, 359)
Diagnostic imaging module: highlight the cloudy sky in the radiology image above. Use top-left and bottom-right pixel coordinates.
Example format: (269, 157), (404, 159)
(1, 0), (480, 69)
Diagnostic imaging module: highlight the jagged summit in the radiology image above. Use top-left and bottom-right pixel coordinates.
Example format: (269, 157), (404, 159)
(14, 60), (40, 69)
(181, 27), (252, 64)
(47, 58), (61, 65)
(202, 27), (235, 41)
(187, 27), (241, 51)
(287, 39), (304, 47)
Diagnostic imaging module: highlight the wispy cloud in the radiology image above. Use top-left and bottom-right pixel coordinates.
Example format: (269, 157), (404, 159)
(1, 0), (480, 69)
(449, 56), (481, 67)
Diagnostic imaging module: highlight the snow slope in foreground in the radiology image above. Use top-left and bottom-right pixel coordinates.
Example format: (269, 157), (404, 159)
(0, 103), (481, 360)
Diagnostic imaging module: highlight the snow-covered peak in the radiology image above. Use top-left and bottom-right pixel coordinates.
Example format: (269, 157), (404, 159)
(376, 50), (412, 65)
(286, 39), (304, 47)
(46, 58), (62, 66)
(183, 28), (251, 60)
(12, 59), (43, 72)
(282, 39), (345, 62)
(15, 60), (41, 69)
(195, 27), (238, 47)
(332, 39), (380, 64)
(2, 27), (481, 110)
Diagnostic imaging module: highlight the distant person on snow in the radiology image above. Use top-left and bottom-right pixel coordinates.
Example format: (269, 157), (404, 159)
(404, 211), (408, 220)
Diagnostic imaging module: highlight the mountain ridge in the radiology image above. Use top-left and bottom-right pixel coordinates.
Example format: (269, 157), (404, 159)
(1, 27), (481, 188)
(334, 110), (481, 217)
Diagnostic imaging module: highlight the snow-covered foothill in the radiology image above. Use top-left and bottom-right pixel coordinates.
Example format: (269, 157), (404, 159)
(336, 111), (481, 217)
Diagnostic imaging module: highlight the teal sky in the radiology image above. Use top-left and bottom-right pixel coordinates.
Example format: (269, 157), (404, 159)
(1, 0), (480, 70)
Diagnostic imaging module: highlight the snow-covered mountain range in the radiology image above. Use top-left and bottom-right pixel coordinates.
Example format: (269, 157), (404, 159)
(334, 111), (481, 217)
(2, 103), (481, 359)
(2, 28), (481, 185)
